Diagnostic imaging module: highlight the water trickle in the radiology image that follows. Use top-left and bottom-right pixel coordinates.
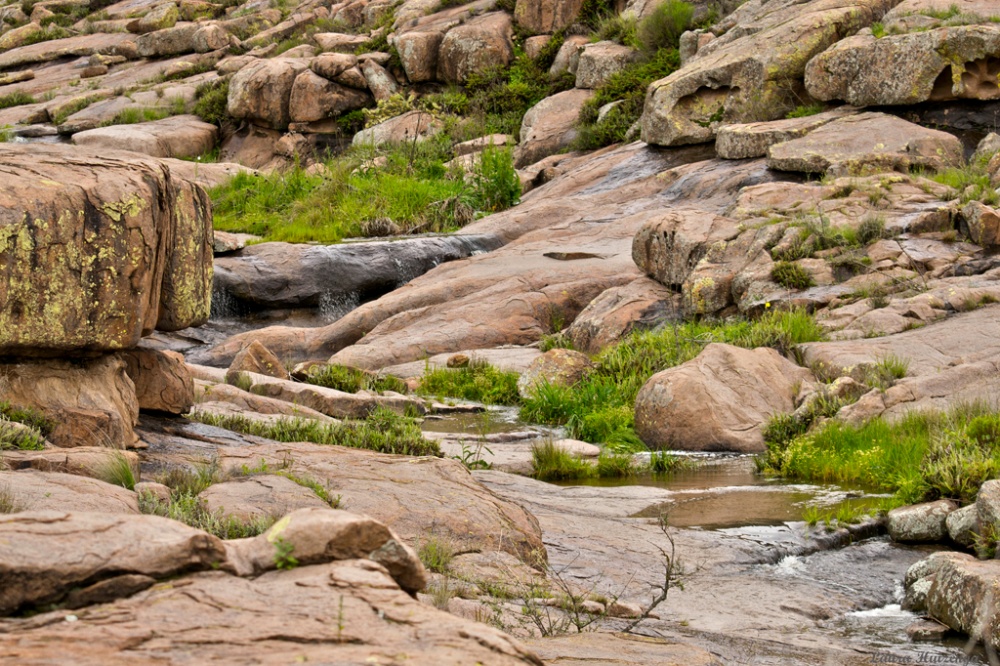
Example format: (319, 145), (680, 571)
(318, 290), (360, 323)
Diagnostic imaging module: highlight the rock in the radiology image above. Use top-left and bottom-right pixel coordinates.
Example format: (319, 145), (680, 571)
(549, 34), (588, 78)
(0, 448), (140, 482)
(0, 471), (139, 515)
(767, 112), (964, 176)
(72, 115), (217, 159)
(314, 31), (368, 52)
(715, 107), (858, 159)
(632, 209), (742, 288)
(352, 109), (443, 147)
(134, 480), (171, 504)
(566, 278), (678, 354)
(961, 201), (1000, 248)
(887, 500), (957, 543)
(515, 88), (593, 168)
(514, 0), (583, 33)
(0, 356), (138, 450)
(0, 70), (35, 86)
(288, 69), (371, 123)
(382, 347), (543, 380)
(159, 158), (257, 190)
(438, 12), (514, 84)
(0, 144), (213, 352)
(552, 439), (601, 458)
(641, 0), (895, 146)
(198, 475), (331, 522)
(946, 504), (979, 548)
(976, 479), (1000, 534)
(360, 59), (400, 101)
(310, 52), (358, 79)
(974, 131), (1000, 162)
(0, 32), (134, 71)
(805, 25), (1000, 107)
(575, 41), (639, 90)
(526, 632), (719, 666)
(394, 30), (443, 83)
(193, 382), (336, 422)
(516, 349), (594, 399)
(225, 371), (427, 418)
(228, 58), (308, 130)
(906, 619), (951, 642)
(913, 551), (1000, 651)
(135, 22), (229, 57)
(120, 348), (194, 415)
(635, 343), (816, 452)
(455, 134), (515, 156)
(127, 2), (179, 33)
(212, 230), (259, 254)
(0, 22), (41, 51)
(0, 510), (227, 614)
(227, 340), (290, 380)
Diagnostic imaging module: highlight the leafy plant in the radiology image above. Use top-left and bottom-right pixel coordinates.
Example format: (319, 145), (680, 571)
(418, 537), (455, 573)
(273, 537), (299, 570)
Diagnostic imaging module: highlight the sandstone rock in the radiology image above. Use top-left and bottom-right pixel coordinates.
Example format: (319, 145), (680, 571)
(805, 25), (1000, 107)
(314, 31), (368, 52)
(526, 632), (720, 666)
(120, 347), (194, 414)
(127, 2), (179, 33)
(212, 230), (259, 254)
(310, 52), (358, 79)
(352, 109), (443, 146)
(0, 510), (227, 614)
(515, 88), (593, 168)
(767, 112), (964, 176)
(947, 504), (979, 548)
(566, 278), (678, 354)
(194, 382), (336, 422)
(576, 41), (639, 89)
(360, 58), (399, 101)
(394, 29), (442, 82)
(641, 0), (896, 146)
(0, 356), (138, 449)
(516, 349), (594, 399)
(975, 131), (1000, 162)
(0, 144), (212, 351)
(438, 11), (513, 84)
(228, 58), (308, 130)
(549, 34), (588, 78)
(514, 0), (583, 33)
(134, 480), (171, 504)
(0, 471), (139, 515)
(228, 340), (290, 380)
(1, 448), (140, 482)
(635, 343), (815, 452)
(715, 107), (858, 159)
(72, 115), (217, 159)
(552, 439), (601, 458)
(135, 22), (229, 57)
(0, 22), (41, 51)
(198, 475), (331, 522)
(288, 69), (371, 123)
(916, 551), (1000, 651)
(632, 209), (742, 288)
(888, 500), (957, 543)
(961, 201), (1000, 247)
(455, 134), (515, 156)
(0, 32), (134, 70)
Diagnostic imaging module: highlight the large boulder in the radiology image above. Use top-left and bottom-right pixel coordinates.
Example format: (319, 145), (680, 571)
(515, 88), (593, 168)
(135, 23), (230, 57)
(632, 209), (742, 288)
(119, 347), (194, 415)
(641, 0), (895, 146)
(228, 340), (290, 380)
(437, 11), (514, 84)
(197, 476), (330, 522)
(0, 144), (213, 353)
(575, 41), (639, 90)
(766, 112), (964, 176)
(514, 0), (584, 33)
(887, 500), (957, 543)
(565, 278), (677, 354)
(516, 349), (594, 399)
(0, 471), (139, 515)
(288, 69), (371, 123)
(634, 343), (815, 452)
(72, 115), (217, 159)
(352, 110), (444, 146)
(0, 356), (139, 449)
(714, 107), (858, 159)
(228, 58), (309, 130)
(394, 30), (443, 83)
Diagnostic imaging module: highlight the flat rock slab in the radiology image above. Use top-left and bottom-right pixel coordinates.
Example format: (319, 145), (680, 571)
(72, 115), (217, 159)
(0, 470), (138, 515)
(198, 475), (330, 521)
(0, 561), (543, 665)
(382, 347), (543, 379)
(715, 107), (859, 159)
(766, 112), (964, 176)
(526, 632), (721, 665)
(1, 447), (140, 481)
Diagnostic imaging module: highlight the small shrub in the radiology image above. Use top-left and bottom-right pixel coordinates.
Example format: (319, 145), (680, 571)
(531, 441), (595, 481)
(636, 0), (693, 56)
(468, 145), (520, 213)
(857, 214), (888, 245)
(594, 13), (637, 47)
(649, 451), (689, 474)
(0, 484), (21, 514)
(418, 537), (455, 574)
(871, 21), (886, 38)
(305, 364), (408, 394)
(771, 261), (816, 290)
(142, 489), (277, 539)
(193, 78), (231, 127)
(596, 450), (641, 478)
(96, 451), (137, 490)
(273, 537), (299, 569)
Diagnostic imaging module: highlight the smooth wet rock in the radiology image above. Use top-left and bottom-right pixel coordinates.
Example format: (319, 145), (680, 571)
(767, 112), (964, 176)
(228, 340), (290, 380)
(517, 349), (594, 399)
(0, 471), (139, 515)
(906, 619), (951, 642)
(635, 343), (815, 452)
(888, 500), (957, 543)
(0, 144), (212, 353)
(198, 475), (331, 522)
(120, 347), (194, 415)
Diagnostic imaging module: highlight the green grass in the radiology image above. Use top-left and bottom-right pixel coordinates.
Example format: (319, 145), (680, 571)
(759, 402), (1000, 505)
(926, 157), (1000, 206)
(786, 104), (824, 119)
(418, 360), (521, 406)
(520, 309), (824, 446)
(139, 489), (277, 539)
(193, 79), (230, 126)
(771, 261), (816, 290)
(189, 407), (441, 457)
(417, 536), (455, 574)
(0, 92), (35, 110)
(531, 440), (595, 481)
(100, 106), (171, 127)
(305, 364), (408, 395)
(51, 95), (101, 125)
(95, 451), (137, 490)
(0, 402), (52, 450)
(236, 459), (340, 507)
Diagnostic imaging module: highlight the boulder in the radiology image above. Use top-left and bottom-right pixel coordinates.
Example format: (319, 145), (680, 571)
(514, 0), (584, 33)
(887, 500), (957, 543)
(437, 12), (514, 84)
(120, 347), (194, 414)
(516, 349), (594, 399)
(0, 470), (139, 515)
(228, 58), (309, 130)
(227, 340), (290, 380)
(634, 343), (815, 452)
(575, 41), (639, 90)
(352, 109), (443, 147)
(72, 115), (217, 159)
(127, 2), (179, 33)
(961, 201), (1000, 248)
(976, 479), (1000, 533)
(632, 209), (742, 288)
(393, 30), (442, 83)
(549, 34), (588, 78)
(197, 475), (331, 521)
(0, 448), (140, 481)
(135, 23), (229, 57)
(947, 504), (979, 548)
(455, 134), (515, 156)
(288, 69), (371, 123)
(714, 107), (858, 159)
(805, 25), (1000, 107)
(310, 52), (358, 79)
(565, 278), (678, 354)
(0, 22), (42, 51)
(515, 88), (593, 168)
(193, 382), (335, 422)
(313, 32), (368, 52)
(0, 510), (227, 614)
(766, 112), (964, 176)
(0, 144), (213, 353)
(641, 0), (895, 146)
(360, 59), (400, 101)
(0, 356), (138, 449)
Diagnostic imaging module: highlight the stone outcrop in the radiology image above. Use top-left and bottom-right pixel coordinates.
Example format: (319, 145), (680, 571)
(514, 0), (583, 33)
(227, 340), (290, 380)
(288, 69), (371, 123)
(227, 58), (308, 130)
(72, 115), (218, 159)
(715, 107), (858, 159)
(576, 41), (639, 89)
(887, 500), (958, 543)
(634, 343), (815, 452)
(0, 471), (139, 515)
(565, 278), (677, 354)
(119, 347), (194, 415)
(0, 144), (213, 354)
(632, 209), (742, 288)
(437, 12), (514, 84)
(515, 88), (593, 168)
(198, 476), (332, 522)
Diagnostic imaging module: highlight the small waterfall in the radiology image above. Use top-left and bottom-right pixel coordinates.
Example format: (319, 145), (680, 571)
(319, 290), (360, 323)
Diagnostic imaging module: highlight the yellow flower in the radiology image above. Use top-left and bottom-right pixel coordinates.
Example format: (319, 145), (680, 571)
(765, 302), (771, 309)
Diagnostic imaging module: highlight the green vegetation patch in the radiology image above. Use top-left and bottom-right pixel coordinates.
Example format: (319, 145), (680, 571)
(305, 364), (409, 395)
(419, 360), (521, 406)
(0, 91), (35, 110)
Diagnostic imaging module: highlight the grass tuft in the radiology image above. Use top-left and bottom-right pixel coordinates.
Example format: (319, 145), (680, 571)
(531, 441), (595, 481)
(418, 360), (521, 406)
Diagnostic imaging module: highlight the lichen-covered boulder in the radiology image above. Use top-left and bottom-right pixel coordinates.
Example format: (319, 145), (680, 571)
(575, 41), (639, 89)
(514, 0), (583, 33)
(228, 58), (309, 130)
(641, 0), (895, 146)
(437, 11), (514, 84)
(0, 144), (212, 354)
(888, 500), (958, 543)
(516, 349), (594, 399)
